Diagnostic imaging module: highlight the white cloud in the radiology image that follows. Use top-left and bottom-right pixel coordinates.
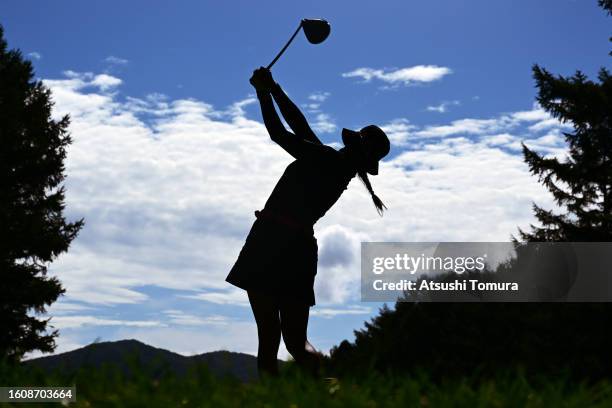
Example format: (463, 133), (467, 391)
(412, 104), (566, 140)
(426, 100), (460, 113)
(162, 310), (231, 326)
(182, 289), (250, 306)
(22, 70), (580, 361)
(303, 91), (332, 115)
(528, 118), (571, 133)
(511, 106), (550, 121)
(522, 130), (567, 156)
(90, 74), (122, 91)
(49, 71), (123, 95)
(380, 118), (417, 146)
(27, 51), (42, 60)
(40, 70), (564, 312)
(312, 113), (337, 133)
(46, 301), (96, 315)
(314, 225), (367, 304)
(310, 305), (372, 318)
(481, 133), (521, 149)
(416, 117), (508, 138)
(48, 315), (163, 329)
(308, 91), (331, 102)
(104, 56), (129, 65)
(342, 65), (452, 86)
(226, 96), (257, 118)
(302, 102), (321, 112)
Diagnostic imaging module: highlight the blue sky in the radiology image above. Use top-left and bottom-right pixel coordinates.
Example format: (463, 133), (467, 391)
(3, 1), (610, 359)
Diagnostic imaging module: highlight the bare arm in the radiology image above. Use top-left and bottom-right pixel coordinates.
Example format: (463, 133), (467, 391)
(256, 89), (330, 160)
(270, 82), (322, 145)
(256, 90), (287, 141)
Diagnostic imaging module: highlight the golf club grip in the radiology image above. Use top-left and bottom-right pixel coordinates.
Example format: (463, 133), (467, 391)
(266, 22), (303, 70)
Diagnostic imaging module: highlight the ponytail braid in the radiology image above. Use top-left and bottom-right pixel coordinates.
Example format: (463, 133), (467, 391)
(357, 169), (387, 216)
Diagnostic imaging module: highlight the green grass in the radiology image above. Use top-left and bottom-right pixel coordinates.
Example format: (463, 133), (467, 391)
(1, 360), (610, 407)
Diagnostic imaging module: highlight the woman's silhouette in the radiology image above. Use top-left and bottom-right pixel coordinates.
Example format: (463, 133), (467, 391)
(226, 67), (390, 377)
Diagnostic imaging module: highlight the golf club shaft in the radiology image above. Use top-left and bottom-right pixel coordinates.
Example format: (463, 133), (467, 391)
(266, 21), (303, 70)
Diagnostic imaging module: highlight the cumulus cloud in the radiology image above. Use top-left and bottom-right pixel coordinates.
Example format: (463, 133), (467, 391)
(41, 71), (567, 315)
(380, 119), (417, 146)
(378, 103), (567, 151)
(412, 103), (567, 140)
(21, 70), (579, 360)
(511, 106), (550, 121)
(528, 118), (571, 132)
(342, 65), (452, 86)
(49, 71), (123, 95)
(89, 74), (122, 91)
(318, 226), (356, 268)
(314, 225), (367, 304)
(27, 51), (42, 60)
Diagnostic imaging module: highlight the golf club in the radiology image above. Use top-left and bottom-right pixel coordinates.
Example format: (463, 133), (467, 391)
(266, 18), (331, 69)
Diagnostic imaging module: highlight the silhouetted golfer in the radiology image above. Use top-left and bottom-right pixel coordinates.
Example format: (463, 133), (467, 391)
(226, 67), (390, 377)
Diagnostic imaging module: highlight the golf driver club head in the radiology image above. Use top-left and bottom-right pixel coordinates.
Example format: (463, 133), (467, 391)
(266, 18), (331, 69)
(301, 19), (331, 44)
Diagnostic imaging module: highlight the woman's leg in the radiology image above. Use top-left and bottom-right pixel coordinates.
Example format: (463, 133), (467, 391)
(279, 301), (321, 376)
(247, 290), (281, 377)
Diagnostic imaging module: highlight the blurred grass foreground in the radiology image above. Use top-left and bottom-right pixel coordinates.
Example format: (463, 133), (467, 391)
(1, 355), (611, 408)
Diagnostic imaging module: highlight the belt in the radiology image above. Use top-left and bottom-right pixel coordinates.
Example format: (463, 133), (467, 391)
(254, 209), (314, 237)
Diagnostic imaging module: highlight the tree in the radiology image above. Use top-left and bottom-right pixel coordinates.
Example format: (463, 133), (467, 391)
(518, 4), (611, 242)
(329, 300), (610, 381)
(600, 0), (612, 55)
(0, 25), (83, 362)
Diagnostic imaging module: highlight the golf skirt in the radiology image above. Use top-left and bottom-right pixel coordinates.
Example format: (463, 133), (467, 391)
(226, 215), (318, 306)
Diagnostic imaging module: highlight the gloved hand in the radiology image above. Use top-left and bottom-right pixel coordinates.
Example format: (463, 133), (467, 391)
(249, 67), (275, 92)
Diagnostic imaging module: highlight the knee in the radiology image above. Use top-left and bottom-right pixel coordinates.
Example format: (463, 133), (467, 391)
(284, 337), (306, 359)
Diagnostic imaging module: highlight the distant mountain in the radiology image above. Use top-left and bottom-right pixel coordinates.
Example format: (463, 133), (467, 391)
(22, 339), (278, 382)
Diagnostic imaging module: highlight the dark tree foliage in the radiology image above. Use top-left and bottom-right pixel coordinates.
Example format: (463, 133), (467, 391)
(518, 67), (612, 241)
(0, 25), (83, 362)
(329, 251), (609, 381)
(599, 0), (612, 55)
(518, 4), (611, 241)
(329, 302), (610, 381)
